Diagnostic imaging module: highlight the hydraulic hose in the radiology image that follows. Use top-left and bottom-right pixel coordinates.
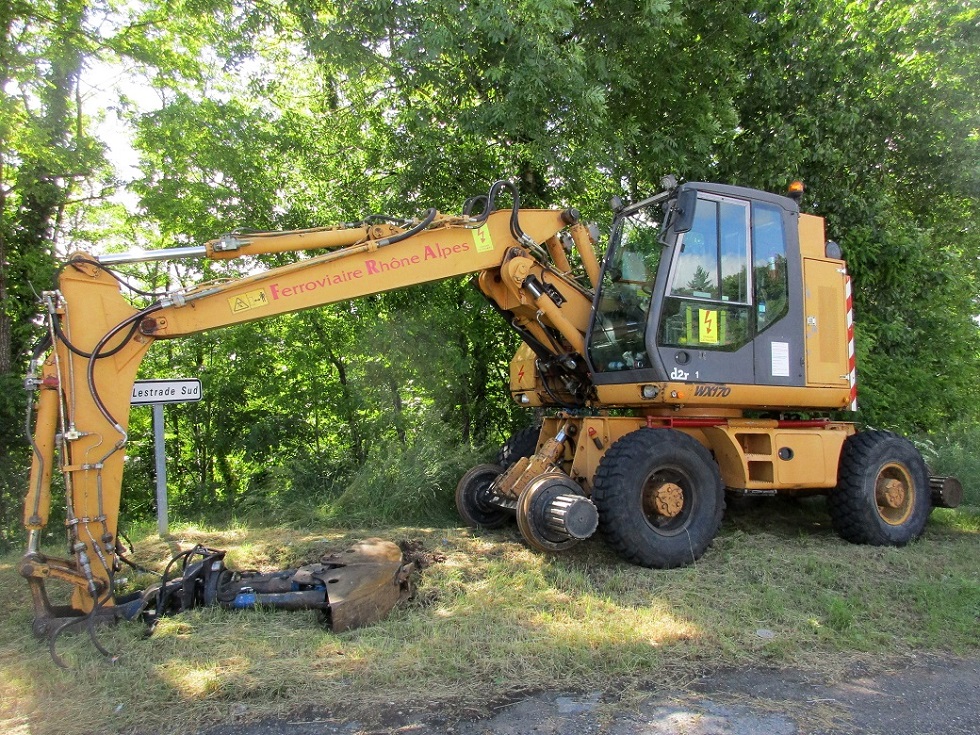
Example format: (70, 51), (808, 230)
(471, 180), (535, 248)
(58, 256), (164, 299)
(374, 207), (438, 247)
(53, 313), (145, 360)
(52, 258), (165, 359)
(462, 194), (488, 217)
(86, 303), (163, 435)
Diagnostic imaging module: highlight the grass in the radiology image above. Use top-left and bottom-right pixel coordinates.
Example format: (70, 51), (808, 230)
(1, 498), (978, 735)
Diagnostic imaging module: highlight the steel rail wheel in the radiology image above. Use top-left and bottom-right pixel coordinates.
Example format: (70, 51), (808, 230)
(829, 430), (930, 545)
(592, 429), (724, 568)
(456, 463), (510, 529)
(515, 471), (598, 553)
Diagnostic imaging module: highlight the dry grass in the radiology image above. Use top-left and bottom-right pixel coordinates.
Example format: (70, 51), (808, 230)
(1, 498), (978, 735)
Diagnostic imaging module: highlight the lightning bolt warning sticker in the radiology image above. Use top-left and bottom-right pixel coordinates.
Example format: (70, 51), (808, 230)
(472, 225), (494, 253)
(699, 308), (719, 345)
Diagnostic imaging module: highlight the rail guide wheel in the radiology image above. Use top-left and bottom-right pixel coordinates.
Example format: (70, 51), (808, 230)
(456, 463), (510, 529)
(515, 472), (598, 552)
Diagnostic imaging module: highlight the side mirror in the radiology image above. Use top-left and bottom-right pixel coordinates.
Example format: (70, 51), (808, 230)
(672, 189), (697, 234)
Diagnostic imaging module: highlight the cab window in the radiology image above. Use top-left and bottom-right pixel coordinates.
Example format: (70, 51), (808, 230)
(752, 202), (789, 331)
(659, 195), (752, 350)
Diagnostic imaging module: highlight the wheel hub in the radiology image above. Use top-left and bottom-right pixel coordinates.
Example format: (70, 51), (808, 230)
(516, 472), (598, 552)
(876, 477), (907, 509)
(874, 462), (915, 526)
(646, 481), (684, 518)
(474, 479), (502, 511)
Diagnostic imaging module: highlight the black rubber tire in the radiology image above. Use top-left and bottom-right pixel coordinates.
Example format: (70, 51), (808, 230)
(496, 425), (541, 469)
(456, 463), (510, 529)
(592, 429), (725, 569)
(828, 430), (930, 546)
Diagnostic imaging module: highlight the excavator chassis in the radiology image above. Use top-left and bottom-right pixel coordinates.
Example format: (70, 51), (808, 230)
(459, 414), (959, 568)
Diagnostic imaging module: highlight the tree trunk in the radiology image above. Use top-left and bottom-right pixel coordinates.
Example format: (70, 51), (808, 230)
(0, 174), (10, 377)
(327, 348), (365, 464)
(388, 377), (406, 445)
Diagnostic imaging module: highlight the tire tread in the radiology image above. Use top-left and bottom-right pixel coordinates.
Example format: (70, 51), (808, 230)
(828, 430), (929, 546)
(496, 426), (541, 469)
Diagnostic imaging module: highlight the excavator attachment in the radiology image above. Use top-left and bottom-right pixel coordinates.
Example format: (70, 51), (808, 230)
(118, 539), (415, 631)
(32, 539), (413, 665)
(305, 538), (415, 632)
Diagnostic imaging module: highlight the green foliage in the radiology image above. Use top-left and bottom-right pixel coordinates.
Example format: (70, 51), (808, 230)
(2, 0), (979, 537)
(0, 0), (117, 543)
(0, 440), (28, 549)
(718, 0), (980, 434)
(287, 430), (485, 528)
(916, 428), (980, 508)
(132, 95), (292, 238)
(116, 279), (527, 524)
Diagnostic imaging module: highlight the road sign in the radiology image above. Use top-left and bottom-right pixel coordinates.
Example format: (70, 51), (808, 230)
(130, 378), (203, 535)
(131, 378), (202, 406)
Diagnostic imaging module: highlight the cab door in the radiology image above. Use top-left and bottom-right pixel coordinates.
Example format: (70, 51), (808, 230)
(654, 192), (757, 384)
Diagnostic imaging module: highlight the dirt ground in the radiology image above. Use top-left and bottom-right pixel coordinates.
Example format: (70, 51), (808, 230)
(202, 652), (980, 735)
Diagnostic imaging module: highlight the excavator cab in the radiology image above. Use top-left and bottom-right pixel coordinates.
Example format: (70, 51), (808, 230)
(587, 182), (813, 395)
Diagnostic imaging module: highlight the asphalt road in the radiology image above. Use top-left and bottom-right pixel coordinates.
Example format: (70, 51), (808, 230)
(203, 653), (980, 735)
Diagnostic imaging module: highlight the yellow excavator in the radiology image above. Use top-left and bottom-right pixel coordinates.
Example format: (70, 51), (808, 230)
(21, 178), (961, 654)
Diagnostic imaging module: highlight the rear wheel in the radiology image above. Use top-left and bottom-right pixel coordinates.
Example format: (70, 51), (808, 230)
(828, 431), (930, 545)
(456, 463), (509, 529)
(592, 429), (724, 568)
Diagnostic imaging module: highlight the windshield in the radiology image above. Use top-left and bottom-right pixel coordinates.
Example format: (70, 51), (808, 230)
(587, 206), (663, 372)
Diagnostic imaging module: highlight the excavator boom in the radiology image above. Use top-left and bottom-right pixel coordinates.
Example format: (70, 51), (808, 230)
(20, 182), (600, 646)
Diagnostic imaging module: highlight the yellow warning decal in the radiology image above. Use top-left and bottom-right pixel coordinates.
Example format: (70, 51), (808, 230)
(699, 308), (720, 345)
(229, 288), (270, 314)
(472, 225), (494, 253)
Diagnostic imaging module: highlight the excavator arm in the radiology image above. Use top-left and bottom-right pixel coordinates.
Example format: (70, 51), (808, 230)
(20, 182), (601, 643)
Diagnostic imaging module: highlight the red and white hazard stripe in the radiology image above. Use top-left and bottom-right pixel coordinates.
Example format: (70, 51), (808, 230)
(845, 274), (858, 411)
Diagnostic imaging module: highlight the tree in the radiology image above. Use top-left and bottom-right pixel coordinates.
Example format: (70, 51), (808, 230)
(716, 0), (980, 432)
(0, 0), (113, 544)
(5, 0), (979, 535)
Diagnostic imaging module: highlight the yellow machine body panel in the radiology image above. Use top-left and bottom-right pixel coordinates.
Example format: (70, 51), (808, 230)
(803, 258), (850, 387)
(524, 415), (853, 496)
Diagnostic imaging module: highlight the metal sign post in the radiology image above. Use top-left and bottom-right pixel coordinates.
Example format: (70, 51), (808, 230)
(131, 379), (203, 535)
(152, 403), (168, 535)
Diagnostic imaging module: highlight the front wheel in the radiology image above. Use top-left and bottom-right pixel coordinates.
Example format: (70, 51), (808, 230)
(828, 431), (930, 546)
(592, 429), (725, 568)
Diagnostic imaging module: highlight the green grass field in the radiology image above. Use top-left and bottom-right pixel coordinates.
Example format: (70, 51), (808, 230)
(2, 498), (978, 735)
